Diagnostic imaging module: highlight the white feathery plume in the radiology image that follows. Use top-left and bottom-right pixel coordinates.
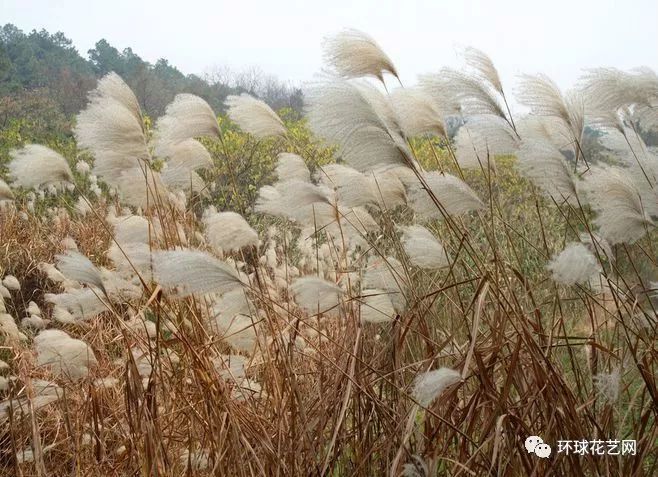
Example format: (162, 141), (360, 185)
(75, 73), (150, 188)
(547, 242), (601, 286)
(323, 28), (399, 82)
(517, 74), (584, 145)
(211, 288), (258, 353)
(423, 68), (507, 119)
(454, 116), (519, 169)
(34, 329), (97, 379)
(203, 210), (259, 253)
(153, 94), (220, 152)
(306, 78), (412, 172)
(1, 313), (27, 341)
(8, 145), (73, 189)
(26, 301), (41, 316)
(45, 288), (110, 321)
(363, 256), (406, 312)
(408, 171), (484, 219)
(290, 276), (343, 315)
(401, 456), (429, 477)
(75, 160), (91, 174)
(275, 153), (310, 182)
(40, 261), (72, 284)
(584, 166), (654, 244)
(359, 289), (396, 323)
(401, 225), (450, 269)
(22, 315), (47, 330)
(153, 249), (244, 297)
(463, 47), (504, 95)
(0, 380), (62, 423)
(317, 164), (404, 209)
(412, 368), (461, 407)
(113, 214), (156, 245)
(516, 138), (578, 205)
(579, 232), (614, 261)
(161, 163), (206, 196)
(158, 138), (213, 170)
(107, 242), (154, 281)
(0, 285), (10, 299)
(580, 67), (658, 129)
(55, 251), (105, 292)
(0, 179), (14, 201)
(225, 93), (286, 138)
(114, 165), (168, 209)
(255, 180), (332, 221)
(2, 275), (20, 291)
(390, 87), (447, 138)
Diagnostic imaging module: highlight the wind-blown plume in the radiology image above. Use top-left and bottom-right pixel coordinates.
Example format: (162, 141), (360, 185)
(45, 288), (110, 322)
(517, 74), (584, 146)
(203, 209), (259, 253)
(363, 256), (406, 311)
(306, 78), (412, 172)
(55, 251), (105, 292)
(154, 94), (220, 152)
(359, 289), (396, 323)
(463, 47), (504, 95)
(401, 225), (449, 269)
(211, 288), (258, 353)
(323, 28), (399, 83)
(454, 115), (519, 169)
(584, 166), (654, 244)
(390, 88), (447, 138)
(412, 368), (461, 407)
(421, 69), (507, 120)
(225, 94), (286, 138)
(517, 139), (578, 204)
(275, 153), (310, 182)
(34, 329), (97, 379)
(290, 276), (343, 315)
(408, 172), (484, 219)
(153, 249), (244, 297)
(75, 73), (149, 187)
(255, 180), (332, 221)
(0, 179), (14, 201)
(8, 145), (73, 189)
(547, 242), (601, 286)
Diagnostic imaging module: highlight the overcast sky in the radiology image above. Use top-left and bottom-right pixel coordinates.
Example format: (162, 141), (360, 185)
(3, 0), (657, 92)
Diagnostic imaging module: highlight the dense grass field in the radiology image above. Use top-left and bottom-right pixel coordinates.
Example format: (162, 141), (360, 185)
(0, 30), (657, 476)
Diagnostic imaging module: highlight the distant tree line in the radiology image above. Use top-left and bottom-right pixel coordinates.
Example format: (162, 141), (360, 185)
(0, 24), (304, 127)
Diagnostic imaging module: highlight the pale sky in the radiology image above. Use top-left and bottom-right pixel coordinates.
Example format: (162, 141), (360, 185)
(2, 0), (657, 92)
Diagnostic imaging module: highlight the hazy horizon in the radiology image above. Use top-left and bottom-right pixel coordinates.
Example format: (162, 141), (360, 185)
(3, 0), (657, 94)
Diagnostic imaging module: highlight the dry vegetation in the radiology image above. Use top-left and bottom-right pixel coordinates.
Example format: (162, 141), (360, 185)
(0, 29), (657, 476)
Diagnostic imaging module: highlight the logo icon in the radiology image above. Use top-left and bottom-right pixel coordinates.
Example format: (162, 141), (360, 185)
(525, 436), (551, 458)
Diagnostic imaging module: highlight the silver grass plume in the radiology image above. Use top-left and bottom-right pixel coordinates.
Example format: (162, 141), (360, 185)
(463, 47), (504, 95)
(359, 289), (396, 323)
(8, 145), (73, 189)
(421, 69), (507, 120)
(45, 288), (110, 322)
(0, 179), (15, 201)
(584, 166), (654, 244)
(390, 87), (447, 138)
(517, 74), (584, 147)
(454, 115), (519, 169)
(211, 288), (258, 353)
(547, 242), (601, 286)
(306, 78), (412, 172)
(255, 180), (332, 221)
(401, 225), (449, 269)
(290, 276), (343, 315)
(408, 171), (484, 219)
(412, 368), (461, 407)
(203, 209), (259, 253)
(55, 251), (106, 293)
(323, 28), (399, 83)
(363, 256), (406, 312)
(34, 329), (97, 380)
(75, 73), (150, 187)
(517, 138), (578, 205)
(580, 67), (658, 129)
(153, 249), (244, 297)
(115, 165), (169, 209)
(153, 94), (220, 152)
(275, 153), (310, 182)
(316, 164), (406, 209)
(225, 93), (286, 138)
